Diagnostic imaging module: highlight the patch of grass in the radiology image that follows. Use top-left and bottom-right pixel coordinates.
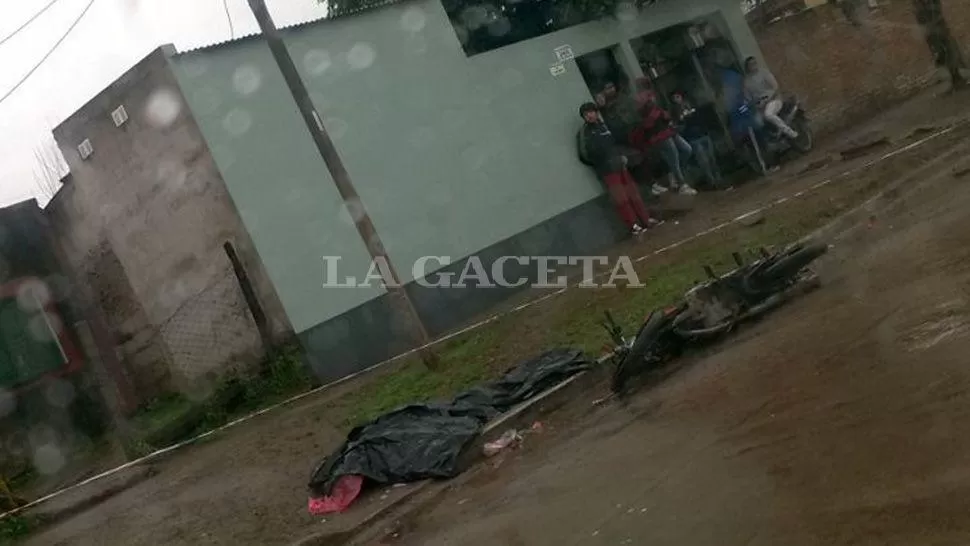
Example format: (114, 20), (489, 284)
(329, 190), (842, 428)
(0, 515), (43, 544)
(131, 392), (194, 433)
(131, 343), (315, 447)
(338, 325), (506, 427)
(190, 343), (317, 432)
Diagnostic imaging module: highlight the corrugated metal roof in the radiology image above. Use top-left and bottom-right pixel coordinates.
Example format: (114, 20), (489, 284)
(279, 0), (405, 29)
(174, 31), (263, 56)
(174, 0), (408, 56)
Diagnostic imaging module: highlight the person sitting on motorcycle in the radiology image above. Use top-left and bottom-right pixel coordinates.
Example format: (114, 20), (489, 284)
(743, 56), (799, 140)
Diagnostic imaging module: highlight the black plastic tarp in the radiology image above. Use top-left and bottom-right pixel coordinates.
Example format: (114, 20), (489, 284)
(309, 348), (590, 496)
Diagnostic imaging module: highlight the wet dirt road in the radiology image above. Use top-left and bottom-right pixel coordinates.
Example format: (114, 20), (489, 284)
(21, 90), (970, 546)
(387, 134), (970, 545)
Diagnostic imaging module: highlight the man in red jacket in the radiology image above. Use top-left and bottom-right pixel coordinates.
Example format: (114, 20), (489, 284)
(630, 90), (698, 196)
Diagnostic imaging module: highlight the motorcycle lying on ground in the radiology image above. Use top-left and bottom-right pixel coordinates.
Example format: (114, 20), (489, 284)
(603, 239), (829, 397)
(730, 96), (815, 176)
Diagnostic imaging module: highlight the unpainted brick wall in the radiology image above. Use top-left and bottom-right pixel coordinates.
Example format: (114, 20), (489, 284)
(48, 48), (294, 403)
(752, 1), (970, 136)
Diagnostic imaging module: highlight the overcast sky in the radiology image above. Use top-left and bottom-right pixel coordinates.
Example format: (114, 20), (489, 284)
(0, 0), (331, 208)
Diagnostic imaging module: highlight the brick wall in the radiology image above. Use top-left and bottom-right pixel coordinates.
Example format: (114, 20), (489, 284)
(752, 0), (970, 136)
(48, 48), (294, 403)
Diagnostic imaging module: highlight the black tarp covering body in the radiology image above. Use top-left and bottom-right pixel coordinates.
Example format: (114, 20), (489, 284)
(309, 348), (590, 495)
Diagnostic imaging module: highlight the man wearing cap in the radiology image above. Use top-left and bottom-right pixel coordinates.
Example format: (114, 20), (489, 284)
(577, 102), (662, 237)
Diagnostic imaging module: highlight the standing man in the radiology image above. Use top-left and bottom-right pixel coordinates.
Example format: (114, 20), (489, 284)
(743, 56), (799, 140)
(599, 81), (667, 196)
(577, 102), (662, 237)
(598, 81), (639, 145)
(671, 91), (724, 188)
(630, 90), (698, 196)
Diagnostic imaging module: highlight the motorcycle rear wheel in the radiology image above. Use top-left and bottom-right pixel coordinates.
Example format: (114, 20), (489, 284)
(757, 240), (828, 287)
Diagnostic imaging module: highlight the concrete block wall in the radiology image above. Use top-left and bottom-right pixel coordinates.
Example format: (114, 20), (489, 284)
(49, 48), (293, 402)
(752, 1), (970, 136)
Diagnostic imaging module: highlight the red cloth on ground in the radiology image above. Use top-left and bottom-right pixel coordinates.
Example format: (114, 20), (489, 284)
(307, 474), (364, 515)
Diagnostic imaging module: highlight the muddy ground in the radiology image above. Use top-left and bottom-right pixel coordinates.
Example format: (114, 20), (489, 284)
(373, 117), (970, 545)
(21, 88), (970, 545)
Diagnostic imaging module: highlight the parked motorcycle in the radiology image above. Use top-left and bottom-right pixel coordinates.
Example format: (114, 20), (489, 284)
(605, 239), (828, 396)
(730, 96), (815, 175)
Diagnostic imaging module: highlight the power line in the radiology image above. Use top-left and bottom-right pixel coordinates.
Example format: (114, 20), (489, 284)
(0, 0), (64, 48)
(0, 0), (96, 106)
(223, 0), (235, 39)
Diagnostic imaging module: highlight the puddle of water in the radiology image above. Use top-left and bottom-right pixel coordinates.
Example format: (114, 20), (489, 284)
(901, 300), (970, 351)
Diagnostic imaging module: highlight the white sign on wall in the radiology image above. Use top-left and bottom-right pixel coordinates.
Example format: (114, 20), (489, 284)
(554, 45), (574, 63)
(549, 63), (566, 77)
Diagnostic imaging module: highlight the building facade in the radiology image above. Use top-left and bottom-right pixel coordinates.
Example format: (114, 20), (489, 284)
(0, 200), (84, 393)
(0, 199), (116, 471)
(49, 49), (293, 402)
(170, 0), (765, 381)
(50, 0), (765, 386)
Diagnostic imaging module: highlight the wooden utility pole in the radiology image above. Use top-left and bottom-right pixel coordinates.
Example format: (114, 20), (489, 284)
(245, 0), (439, 369)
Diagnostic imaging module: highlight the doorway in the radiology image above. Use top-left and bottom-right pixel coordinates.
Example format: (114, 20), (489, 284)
(630, 18), (749, 179)
(576, 47), (631, 98)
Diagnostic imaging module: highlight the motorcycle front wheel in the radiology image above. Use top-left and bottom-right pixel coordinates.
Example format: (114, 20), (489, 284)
(611, 311), (674, 396)
(790, 118), (814, 153)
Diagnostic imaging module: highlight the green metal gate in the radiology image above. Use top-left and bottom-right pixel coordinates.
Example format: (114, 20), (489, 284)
(0, 296), (66, 390)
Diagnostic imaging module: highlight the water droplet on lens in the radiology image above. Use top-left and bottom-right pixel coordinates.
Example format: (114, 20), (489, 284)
(487, 18), (512, 37)
(28, 313), (57, 342)
(157, 159), (188, 189)
(44, 379), (75, 409)
(616, 2), (637, 21)
(181, 57), (209, 78)
(0, 389), (16, 418)
(324, 117), (349, 140)
(304, 49), (332, 75)
(33, 444), (65, 475)
(223, 109), (253, 137)
(16, 280), (50, 311)
(232, 65), (262, 95)
(347, 43), (376, 70)
(145, 88), (182, 128)
(401, 7), (427, 32)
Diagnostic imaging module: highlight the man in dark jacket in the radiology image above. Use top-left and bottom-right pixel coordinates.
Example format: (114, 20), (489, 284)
(597, 81), (639, 146)
(578, 102), (661, 236)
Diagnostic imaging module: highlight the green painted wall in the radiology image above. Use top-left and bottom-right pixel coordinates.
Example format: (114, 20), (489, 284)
(169, 0), (762, 333)
(169, 42), (384, 333)
(282, 0), (761, 283)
